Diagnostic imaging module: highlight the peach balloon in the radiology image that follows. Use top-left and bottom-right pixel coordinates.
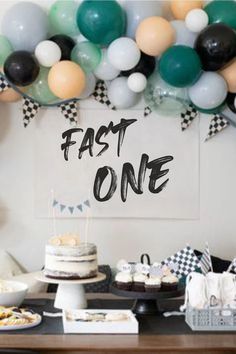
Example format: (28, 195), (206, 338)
(48, 61), (86, 100)
(0, 87), (22, 102)
(219, 60), (236, 93)
(171, 1), (203, 20)
(135, 17), (176, 56)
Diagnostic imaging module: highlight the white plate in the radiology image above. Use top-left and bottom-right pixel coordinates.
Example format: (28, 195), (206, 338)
(0, 314), (42, 331)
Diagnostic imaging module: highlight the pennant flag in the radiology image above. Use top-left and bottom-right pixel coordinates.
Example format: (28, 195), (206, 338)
(205, 114), (230, 141)
(199, 243), (213, 275)
(161, 245), (200, 279)
(181, 104), (198, 131)
(144, 106), (152, 117)
(23, 97), (41, 127)
(77, 204), (83, 212)
(68, 206), (74, 214)
(84, 199), (90, 208)
(59, 100), (78, 126)
(227, 258), (236, 274)
(60, 204), (66, 212)
(52, 200), (58, 207)
(92, 81), (116, 110)
(0, 77), (10, 92)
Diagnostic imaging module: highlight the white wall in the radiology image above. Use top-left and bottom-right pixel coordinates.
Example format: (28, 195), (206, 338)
(0, 0), (235, 271)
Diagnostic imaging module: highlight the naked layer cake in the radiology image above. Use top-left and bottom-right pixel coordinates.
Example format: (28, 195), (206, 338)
(44, 234), (98, 280)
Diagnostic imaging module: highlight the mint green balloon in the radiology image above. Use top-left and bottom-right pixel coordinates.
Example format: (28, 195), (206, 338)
(0, 35), (13, 66)
(28, 67), (58, 104)
(49, 0), (79, 36)
(71, 41), (101, 73)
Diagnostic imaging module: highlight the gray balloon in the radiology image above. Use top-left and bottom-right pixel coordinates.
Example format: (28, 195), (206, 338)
(125, 1), (162, 39)
(171, 20), (197, 48)
(2, 2), (49, 52)
(108, 77), (140, 109)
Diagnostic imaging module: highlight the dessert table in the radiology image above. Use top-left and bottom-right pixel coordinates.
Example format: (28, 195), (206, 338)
(0, 293), (235, 354)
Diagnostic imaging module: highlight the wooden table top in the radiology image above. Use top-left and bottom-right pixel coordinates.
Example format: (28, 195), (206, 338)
(0, 293), (235, 354)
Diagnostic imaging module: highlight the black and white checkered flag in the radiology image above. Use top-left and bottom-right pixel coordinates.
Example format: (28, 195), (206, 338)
(59, 100), (78, 126)
(181, 104), (198, 131)
(227, 258), (236, 274)
(144, 106), (152, 117)
(23, 97), (41, 128)
(92, 81), (116, 110)
(161, 245), (200, 279)
(205, 114), (230, 141)
(0, 76), (10, 92)
(200, 243), (213, 275)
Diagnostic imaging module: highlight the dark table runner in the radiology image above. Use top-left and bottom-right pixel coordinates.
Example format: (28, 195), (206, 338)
(0, 298), (233, 335)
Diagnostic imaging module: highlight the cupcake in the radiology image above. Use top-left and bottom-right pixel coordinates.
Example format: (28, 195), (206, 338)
(115, 272), (132, 291)
(133, 273), (147, 292)
(161, 274), (179, 291)
(144, 277), (161, 292)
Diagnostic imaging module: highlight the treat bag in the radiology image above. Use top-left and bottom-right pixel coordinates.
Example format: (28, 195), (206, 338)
(221, 272), (236, 308)
(181, 272), (207, 311)
(205, 272), (222, 307)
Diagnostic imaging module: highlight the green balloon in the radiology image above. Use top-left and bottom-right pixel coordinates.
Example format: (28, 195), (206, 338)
(159, 45), (202, 88)
(76, 0), (126, 46)
(205, 0), (236, 30)
(28, 67), (58, 105)
(49, 0), (79, 36)
(0, 35), (13, 66)
(71, 41), (101, 73)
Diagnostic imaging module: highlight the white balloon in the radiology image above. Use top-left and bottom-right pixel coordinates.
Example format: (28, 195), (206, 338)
(171, 20), (197, 48)
(188, 72), (227, 110)
(185, 9), (209, 33)
(79, 73), (96, 99)
(108, 37), (141, 71)
(35, 40), (61, 67)
(128, 72), (147, 93)
(108, 77), (140, 109)
(94, 49), (120, 81)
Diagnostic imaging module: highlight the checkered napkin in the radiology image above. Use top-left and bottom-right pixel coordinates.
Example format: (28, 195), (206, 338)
(23, 97), (41, 128)
(205, 114), (230, 141)
(181, 104), (198, 131)
(0, 76), (10, 92)
(161, 246), (200, 279)
(59, 100), (78, 126)
(91, 81), (116, 110)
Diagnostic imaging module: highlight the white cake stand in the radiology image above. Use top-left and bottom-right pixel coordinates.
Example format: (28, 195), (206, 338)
(35, 272), (106, 310)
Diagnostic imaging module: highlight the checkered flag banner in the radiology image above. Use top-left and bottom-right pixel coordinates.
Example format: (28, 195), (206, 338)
(200, 243), (213, 275)
(144, 106), (152, 117)
(205, 114), (230, 141)
(91, 80), (116, 110)
(181, 104), (198, 131)
(23, 97), (41, 128)
(59, 100), (78, 126)
(161, 245), (200, 279)
(227, 258), (236, 274)
(0, 76), (10, 92)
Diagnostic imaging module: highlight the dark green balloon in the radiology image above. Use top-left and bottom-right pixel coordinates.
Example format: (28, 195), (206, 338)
(205, 0), (236, 30)
(159, 45), (202, 88)
(76, 0), (126, 46)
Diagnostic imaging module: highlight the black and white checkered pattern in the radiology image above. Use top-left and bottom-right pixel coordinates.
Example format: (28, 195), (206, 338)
(181, 104), (198, 131)
(144, 106), (152, 117)
(23, 97), (41, 128)
(227, 258), (236, 274)
(59, 100), (78, 126)
(0, 76), (10, 92)
(92, 81), (116, 110)
(161, 246), (200, 279)
(200, 243), (212, 275)
(205, 114), (230, 141)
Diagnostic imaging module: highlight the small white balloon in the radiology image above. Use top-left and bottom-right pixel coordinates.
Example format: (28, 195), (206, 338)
(79, 73), (96, 99)
(128, 72), (147, 93)
(35, 40), (61, 67)
(108, 77), (140, 109)
(94, 49), (120, 81)
(171, 20), (197, 48)
(185, 9), (209, 33)
(108, 37), (141, 71)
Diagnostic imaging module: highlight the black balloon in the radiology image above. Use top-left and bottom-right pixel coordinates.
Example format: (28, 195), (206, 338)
(4, 51), (39, 87)
(195, 23), (236, 71)
(50, 35), (75, 60)
(121, 52), (156, 78)
(226, 92), (236, 114)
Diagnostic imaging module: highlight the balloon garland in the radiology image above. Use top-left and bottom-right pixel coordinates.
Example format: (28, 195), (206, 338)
(0, 0), (236, 139)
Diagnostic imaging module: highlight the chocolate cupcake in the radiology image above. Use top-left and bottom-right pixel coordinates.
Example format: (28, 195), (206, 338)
(115, 272), (132, 291)
(161, 274), (179, 291)
(145, 277), (161, 293)
(133, 273), (147, 292)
